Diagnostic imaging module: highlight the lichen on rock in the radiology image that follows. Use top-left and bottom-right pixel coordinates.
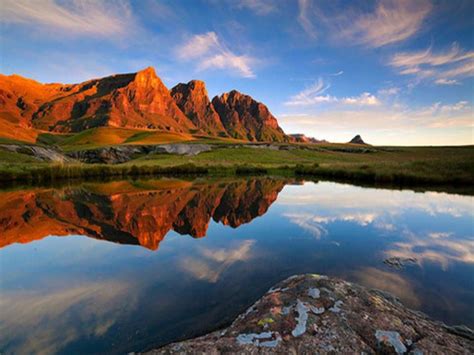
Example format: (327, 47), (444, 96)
(147, 274), (474, 354)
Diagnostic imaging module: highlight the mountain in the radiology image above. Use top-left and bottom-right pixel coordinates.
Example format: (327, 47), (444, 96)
(0, 67), (290, 143)
(349, 135), (367, 145)
(0, 178), (287, 250)
(212, 90), (288, 142)
(171, 80), (227, 137)
(289, 133), (327, 144)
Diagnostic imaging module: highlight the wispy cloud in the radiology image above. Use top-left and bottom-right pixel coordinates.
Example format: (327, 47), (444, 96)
(285, 78), (380, 106)
(236, 0), (276, 15)
(298, 0), (317, 39)
(330, 70), (344, 76)
(389, 43), (474, 84)
(347, 0), (432, 47)
(298, 0), (431, 47)
(0, 0), (135, 38)
(176, 32), (256, 78)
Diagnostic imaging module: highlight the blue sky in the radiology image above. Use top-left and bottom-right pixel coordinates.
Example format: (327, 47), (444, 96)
(1, 0), (473, 145)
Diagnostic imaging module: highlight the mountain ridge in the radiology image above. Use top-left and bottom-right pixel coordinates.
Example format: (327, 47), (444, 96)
(0, 67), (289, 143)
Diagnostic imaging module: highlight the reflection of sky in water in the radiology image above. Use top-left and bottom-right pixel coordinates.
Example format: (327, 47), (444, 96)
(0, 181), (473, 354)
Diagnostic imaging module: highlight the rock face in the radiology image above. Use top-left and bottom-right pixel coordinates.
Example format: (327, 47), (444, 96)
(171, 80), (227, 136)
(0, 178), (287, 250)
(150, 274), (473, 354)
(212, 90), (288, 142)
(33, 67), (195, 133)
(349, 134), (367, 145)
(0, 68), (290, 142)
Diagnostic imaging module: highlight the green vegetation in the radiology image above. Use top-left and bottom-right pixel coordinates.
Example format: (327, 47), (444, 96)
(0, 140), (473, 190)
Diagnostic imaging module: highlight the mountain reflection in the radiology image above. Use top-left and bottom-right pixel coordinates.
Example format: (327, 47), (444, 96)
(0, 178), (287, 250)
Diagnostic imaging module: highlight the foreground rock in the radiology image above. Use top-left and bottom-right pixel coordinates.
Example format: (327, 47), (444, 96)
(149, 275), (473, 354)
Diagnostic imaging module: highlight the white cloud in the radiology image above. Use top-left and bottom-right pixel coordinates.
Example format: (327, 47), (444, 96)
(236, 0), (275, 15)
(0, 0), (134, 38)
(298, 0), (317, 39)
(434, 79), (460, 86)
(298, 0), (431, 47)
(350, 0), (431, 47)
(378, 87), (400, 96)
(389, 43), (474, 83)
(175, 32), (256, 78)
(342, 92), (381, 106)
(278, 99), (473, 145)
(284, 79), (380, 107)
(330, 70), (344, 76)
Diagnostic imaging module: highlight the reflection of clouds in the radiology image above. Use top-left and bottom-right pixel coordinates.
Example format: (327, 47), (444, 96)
(0, 281), (135, 354)
(386, 232), (474, 270)
(180, 240), (255, 283)
(279, 182), (474, 219)
(283, 213), (328, 238)
(283, 211), (380, 239)
(354, 267), (420, 308)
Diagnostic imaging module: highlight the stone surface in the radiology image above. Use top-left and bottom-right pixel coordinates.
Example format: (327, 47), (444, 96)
(148, 274), (473, 354)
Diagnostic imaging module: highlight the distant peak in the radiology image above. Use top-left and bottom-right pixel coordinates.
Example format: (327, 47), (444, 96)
(349, 135), (367, 145)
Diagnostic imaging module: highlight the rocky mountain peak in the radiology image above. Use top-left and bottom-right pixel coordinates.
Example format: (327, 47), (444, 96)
(349, 135), (366, 145)
(212, 91), (288, 142)
(171, 80), (226, 136)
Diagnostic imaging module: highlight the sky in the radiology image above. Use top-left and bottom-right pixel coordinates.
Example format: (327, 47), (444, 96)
(0, 0), (473, 145)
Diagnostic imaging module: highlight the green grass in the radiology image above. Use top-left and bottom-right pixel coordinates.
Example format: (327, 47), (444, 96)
(0, 142), (473, 189)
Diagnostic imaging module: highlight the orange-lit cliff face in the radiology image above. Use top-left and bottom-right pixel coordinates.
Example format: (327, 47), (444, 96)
(0, 179), (287, 250)
(0, 67), (289, 142)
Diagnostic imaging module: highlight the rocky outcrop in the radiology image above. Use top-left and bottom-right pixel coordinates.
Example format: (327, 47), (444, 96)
(171, 80), (227, 136)
(0, 178), (287, 250)
(212, 90), (288, 142)
(150, 274), (473, 354)
(0, 144), (73, 163)
(349, 134), (367, 145)
(0, 68), (291, 143)
(67, 144), (212, 164)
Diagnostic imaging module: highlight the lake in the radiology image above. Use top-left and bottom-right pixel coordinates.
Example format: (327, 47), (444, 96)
(0, 177), (473, 354)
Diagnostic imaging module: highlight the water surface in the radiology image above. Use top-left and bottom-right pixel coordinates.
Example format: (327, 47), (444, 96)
(0, 178), (473, 354)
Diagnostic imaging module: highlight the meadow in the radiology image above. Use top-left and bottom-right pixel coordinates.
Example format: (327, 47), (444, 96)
(1, 132), (473, 191)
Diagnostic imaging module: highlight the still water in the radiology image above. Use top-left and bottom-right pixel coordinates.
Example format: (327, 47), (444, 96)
(0, 178), (473, 354)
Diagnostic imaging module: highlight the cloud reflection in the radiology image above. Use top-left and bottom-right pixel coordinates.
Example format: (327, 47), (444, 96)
(0, 281), (135, 354)
(180, 240), (255, 283)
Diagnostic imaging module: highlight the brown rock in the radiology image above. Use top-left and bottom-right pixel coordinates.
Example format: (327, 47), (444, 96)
(32, 67), (195, 132)
(171, 80), (227, 136)
(212, 90), (288, 142)
(150, 275), (474, 354)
